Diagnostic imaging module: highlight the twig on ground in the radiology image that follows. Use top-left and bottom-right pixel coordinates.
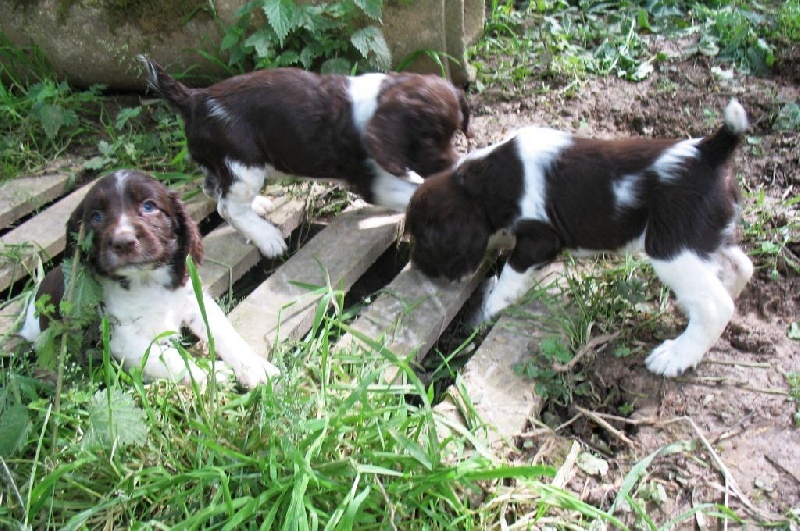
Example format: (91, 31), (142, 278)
(574, 405), (636, 449)
(673, 376), (788, 396)
(553, 332), (620, 373)
(764, 455), (800, 486)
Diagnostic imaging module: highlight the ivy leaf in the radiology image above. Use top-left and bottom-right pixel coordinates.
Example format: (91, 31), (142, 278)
(83, 389), (148, 449)
(353, 0), (382, 21)
(350, 26), (392, 71)
(262, 0), (296, 46)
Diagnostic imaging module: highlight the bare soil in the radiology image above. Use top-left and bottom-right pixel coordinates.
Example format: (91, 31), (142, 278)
(464, 46), (800, 524)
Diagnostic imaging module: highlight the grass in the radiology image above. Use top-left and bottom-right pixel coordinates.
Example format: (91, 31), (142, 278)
(2, 258), (638, 529)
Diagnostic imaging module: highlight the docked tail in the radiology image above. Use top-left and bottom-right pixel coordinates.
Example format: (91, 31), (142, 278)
(138, 55), (194, 115)
(698, 99), (748, 165)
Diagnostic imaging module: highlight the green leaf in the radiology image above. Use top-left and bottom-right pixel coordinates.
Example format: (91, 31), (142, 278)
(115, 107), (142, 131)
(321, 58), (352, 74)
(245, 29), (277, 59)
(262, 0), (296, 46)
(0, 404), (31, 457)
(33, 102), (67, 140)
(83, 388), (148, 449)
(353, 0), (382, 21)
(350, 26), (392, 71)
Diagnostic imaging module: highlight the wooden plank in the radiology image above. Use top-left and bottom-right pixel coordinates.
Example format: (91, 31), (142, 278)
(434, 265), (562, 448)
(228, 207), (404, 358)
(200, 198), (307, 299)
(0, 173), (76, 230)
(0, 298), (25, 349)
(0, 184), (215, 294)
(332, 263), (488, 368)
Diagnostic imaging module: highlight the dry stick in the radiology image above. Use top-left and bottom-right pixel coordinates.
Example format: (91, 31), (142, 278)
(574, 405), (635, 449)
(552, 332), (620, 373)
(574, 409), (786, 525)
(50, 222), (85, 455)
(0, 456), (25, 513)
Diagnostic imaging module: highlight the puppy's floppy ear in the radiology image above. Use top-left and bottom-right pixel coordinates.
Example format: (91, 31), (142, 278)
(168, 190), (204, 267)
(64, 201), (85, 258)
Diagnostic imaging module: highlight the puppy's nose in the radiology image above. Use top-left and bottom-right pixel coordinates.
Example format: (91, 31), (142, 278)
(112, 230), (136, 254)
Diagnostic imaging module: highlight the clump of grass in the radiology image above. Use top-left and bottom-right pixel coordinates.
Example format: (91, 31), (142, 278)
(0, 36), (103, 180)
(2, 257), (640, 529)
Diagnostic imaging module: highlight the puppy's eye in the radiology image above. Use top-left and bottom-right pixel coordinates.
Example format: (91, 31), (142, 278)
(90, 211), (105, 224)
(141, 200), (158, 213)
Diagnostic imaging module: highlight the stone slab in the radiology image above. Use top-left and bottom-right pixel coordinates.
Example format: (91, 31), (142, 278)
(199, 198), (306, 299)
(0, 173), (76, 230)
(333, 263), (488, 369)
(228, 207), (404, 358)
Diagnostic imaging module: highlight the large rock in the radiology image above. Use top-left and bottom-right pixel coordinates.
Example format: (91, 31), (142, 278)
(0, 0), (483, 89)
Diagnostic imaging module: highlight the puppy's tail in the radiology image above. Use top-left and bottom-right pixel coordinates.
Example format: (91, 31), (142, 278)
(697, 98), (748, 166)
(138, 55), (194, 115)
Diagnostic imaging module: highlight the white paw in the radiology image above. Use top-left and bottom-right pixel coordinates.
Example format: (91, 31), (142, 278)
(645, 339), (704, 377)
(233, 355), (281, 389)
(251, 222), (288, 258)
(251, 195), (277, 217)
(466, 276), (498, 327)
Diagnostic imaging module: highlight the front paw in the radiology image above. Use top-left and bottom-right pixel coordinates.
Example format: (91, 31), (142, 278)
(233, 356), (281, 389)
(251, 223), (288, 258)
(251, 195), (277, 217)
(645, 340), (703, 377)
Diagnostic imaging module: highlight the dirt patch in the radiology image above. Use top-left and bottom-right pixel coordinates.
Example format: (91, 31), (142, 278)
(466, 47), (800, 523)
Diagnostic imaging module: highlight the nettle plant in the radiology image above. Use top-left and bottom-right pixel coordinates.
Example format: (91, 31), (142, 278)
(221, 0), (391, 74)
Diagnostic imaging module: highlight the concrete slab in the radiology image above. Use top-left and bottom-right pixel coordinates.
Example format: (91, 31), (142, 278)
(228, 207), (404, 359)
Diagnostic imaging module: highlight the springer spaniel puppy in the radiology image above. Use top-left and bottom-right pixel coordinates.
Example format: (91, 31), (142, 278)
(407, 99), (754, 377)
(139, 56), (470, 257)
(19, 170), (280, 388)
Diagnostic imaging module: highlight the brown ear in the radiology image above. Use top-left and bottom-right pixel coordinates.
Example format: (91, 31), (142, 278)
(64, 201), (85, 258)
(169, 191), (204, 266)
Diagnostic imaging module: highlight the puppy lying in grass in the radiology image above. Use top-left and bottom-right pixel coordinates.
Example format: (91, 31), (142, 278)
(20, 170), (279, 388)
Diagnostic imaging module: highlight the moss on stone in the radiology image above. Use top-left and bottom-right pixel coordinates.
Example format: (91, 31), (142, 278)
(51, 0), (210, 33)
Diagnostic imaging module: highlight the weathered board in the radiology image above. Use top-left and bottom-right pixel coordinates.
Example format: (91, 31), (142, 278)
(0, 173), (76, 230)
(1, 169), (553, 450)
(332, 263), (488, 374)
(228, 207), (405, 358)
(199, 198), (306, 299)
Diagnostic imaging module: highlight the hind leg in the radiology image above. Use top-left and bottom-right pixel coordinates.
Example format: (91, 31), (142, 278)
(647, 251), (735, 376)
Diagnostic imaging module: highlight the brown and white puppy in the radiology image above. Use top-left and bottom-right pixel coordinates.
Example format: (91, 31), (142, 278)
(139, 56), (470, 257)
(407, 99), (754, 377)
(20, 170), (279, 388)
